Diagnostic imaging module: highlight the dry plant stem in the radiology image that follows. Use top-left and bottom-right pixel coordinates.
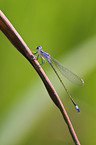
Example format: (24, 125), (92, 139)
(0, 10), (80, 145)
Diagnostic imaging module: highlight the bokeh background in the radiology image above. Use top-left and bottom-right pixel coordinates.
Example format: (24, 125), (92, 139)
(0, 0), (96, 145)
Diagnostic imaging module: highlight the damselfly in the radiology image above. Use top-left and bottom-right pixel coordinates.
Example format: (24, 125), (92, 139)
(32, 46), (84, 112)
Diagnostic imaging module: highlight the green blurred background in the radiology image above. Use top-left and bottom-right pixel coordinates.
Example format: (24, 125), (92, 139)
(0, 0), (96, 145)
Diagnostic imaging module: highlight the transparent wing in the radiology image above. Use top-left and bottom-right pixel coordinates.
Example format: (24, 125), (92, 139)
(50, 56), (84, 86)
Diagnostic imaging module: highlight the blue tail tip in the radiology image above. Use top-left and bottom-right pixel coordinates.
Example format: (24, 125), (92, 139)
(75, 105), (80, 113)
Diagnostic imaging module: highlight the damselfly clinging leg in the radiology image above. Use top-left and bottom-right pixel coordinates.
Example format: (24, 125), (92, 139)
(32, 46), (84, 112)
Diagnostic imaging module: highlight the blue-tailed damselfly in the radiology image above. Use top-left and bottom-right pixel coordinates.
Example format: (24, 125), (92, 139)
(32, 46), (84, 112)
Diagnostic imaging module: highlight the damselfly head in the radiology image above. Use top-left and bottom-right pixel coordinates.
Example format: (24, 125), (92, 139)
(36, 46), (42, 51)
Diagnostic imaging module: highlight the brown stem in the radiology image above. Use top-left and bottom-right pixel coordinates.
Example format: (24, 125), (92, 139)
(0, 10), (80, 145)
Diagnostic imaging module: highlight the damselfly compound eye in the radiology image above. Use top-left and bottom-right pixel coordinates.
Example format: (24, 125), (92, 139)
(36, 46), (42, 50)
